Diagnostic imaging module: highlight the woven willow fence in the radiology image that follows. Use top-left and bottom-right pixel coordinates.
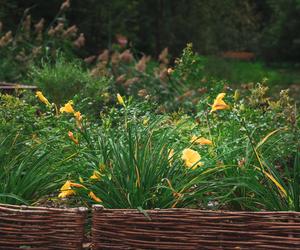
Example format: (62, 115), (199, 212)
(92, 206), (300, 250)
(1, 203), (300, 249)
(0, 203), (87, 250)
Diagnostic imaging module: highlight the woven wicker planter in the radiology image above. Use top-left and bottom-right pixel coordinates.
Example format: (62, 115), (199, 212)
(0, 203), (87, 250)
(92, 206), (300, 249)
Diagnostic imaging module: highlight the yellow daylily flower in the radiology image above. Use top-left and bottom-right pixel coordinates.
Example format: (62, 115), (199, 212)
(90, 170), (101, 180)
(68, 131), (79, 144)
(60, 101), (75, 113)
(74, 111), (82, 121)
(182, 148), (204, 170)
(74, 111), (83, 128)
(58, 189), (74, 198)
(58, 180), (84, 198)
(117, 93), (125, 106)
(190, 135), (212, 146)
(35, 91), (51, 106)
(89, 191), (102, 202)
(58, 181), (74, 198)
(211, 93), (229, 112)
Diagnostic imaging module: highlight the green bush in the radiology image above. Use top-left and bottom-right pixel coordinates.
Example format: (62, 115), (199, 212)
(29, 54), (103, 104)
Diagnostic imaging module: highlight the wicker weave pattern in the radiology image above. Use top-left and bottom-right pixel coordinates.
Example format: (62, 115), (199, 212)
(92, 206), (300, 249)
(0, 203), (87, 250)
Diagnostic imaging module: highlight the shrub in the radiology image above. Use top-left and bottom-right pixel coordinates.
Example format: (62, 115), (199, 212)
(28, 54), (103, 104)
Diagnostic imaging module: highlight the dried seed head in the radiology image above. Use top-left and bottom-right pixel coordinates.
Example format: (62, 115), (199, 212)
(120, 49), (133, 63)
(54, 22), (64, 33)
(63, 25), (78, 38)
(84, 55), (96, 64)
(158, 47), (169, 64)
(22, 15), (31, 39)
(135, 55), (147, 72)
(97, 49), (109, 62)
(48, 27), (55, 36)
(111, 51), (120, 64)
(73, 33), (85, 48)
(60, 0), (71, 11)
(34, 18), (45, 33)
(0, 31), (13, 47)
(90, 62), (107, 77)
(115, 74), (126, 84)
(23, 15), (31, 31)
(124, 77), (139, 88)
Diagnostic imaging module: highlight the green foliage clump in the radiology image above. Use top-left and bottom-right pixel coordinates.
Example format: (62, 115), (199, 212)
(0, 94), (80, 205)
(29, 54), (103, 104)
(0, 134), (74, 205)
(0, 38), (299, 213)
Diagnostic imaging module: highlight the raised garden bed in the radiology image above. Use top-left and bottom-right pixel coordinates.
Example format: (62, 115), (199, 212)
(92, 206), (300, 249)
(0, 203), (87, 250)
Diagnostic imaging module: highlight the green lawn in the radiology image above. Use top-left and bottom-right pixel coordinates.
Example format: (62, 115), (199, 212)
(202, 56), (300, 101)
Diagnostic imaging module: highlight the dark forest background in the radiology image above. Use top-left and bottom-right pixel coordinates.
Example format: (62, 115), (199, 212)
(1, 0), (300, 62)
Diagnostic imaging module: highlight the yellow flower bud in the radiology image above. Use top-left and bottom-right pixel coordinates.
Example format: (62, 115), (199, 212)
(211, 93), (229, 112)
(117, 93), (125, 106)
(60, 101), (75, 113)
(89, 191), (102, 203)
(35, 91), (50, 106)
(190, 135), (212, 146)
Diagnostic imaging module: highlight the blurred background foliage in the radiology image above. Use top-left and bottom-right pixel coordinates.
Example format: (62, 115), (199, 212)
(1, 0), (299, 62)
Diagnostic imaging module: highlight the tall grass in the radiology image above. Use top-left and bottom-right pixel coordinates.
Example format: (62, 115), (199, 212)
(75, 118), (228, 209)
(0, 133), (77, 205)
(219, 125), (300, 211)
